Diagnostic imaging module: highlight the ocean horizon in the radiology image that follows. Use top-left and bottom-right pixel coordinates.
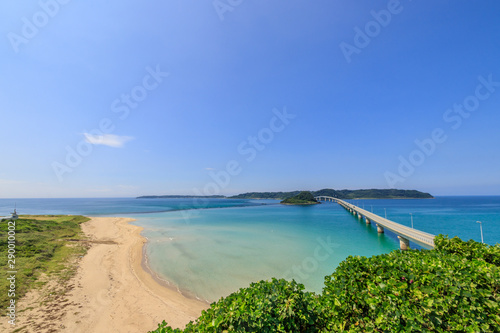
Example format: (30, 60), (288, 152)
(2, 196), (499, 302)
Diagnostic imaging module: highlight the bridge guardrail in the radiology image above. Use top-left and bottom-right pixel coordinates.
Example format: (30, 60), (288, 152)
(315, 196), (435, 248)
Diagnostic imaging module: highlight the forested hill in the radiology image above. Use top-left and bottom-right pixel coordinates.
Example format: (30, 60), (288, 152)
(230, 189), (433, 200)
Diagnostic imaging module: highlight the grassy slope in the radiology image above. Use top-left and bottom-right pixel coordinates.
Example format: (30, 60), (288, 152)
(0, 215), (90, 309)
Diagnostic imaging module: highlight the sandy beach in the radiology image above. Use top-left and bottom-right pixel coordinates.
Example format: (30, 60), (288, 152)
(1, 217), (208, 333)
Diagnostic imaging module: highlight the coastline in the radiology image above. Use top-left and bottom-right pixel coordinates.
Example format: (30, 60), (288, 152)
(68, 217), (208, 332)
(140, 242), (212, 304)
(3, 217), (207, 333)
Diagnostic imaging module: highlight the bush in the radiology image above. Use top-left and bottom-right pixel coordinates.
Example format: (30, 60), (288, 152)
(321, 249), (500, 332)
(150, 236), (500, 333)
(434, 234), (500, 266)
(150, 279), (324, 333)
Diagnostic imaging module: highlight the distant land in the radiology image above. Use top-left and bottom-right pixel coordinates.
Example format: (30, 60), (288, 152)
(138, 189), (433, 200)
(231, 189), (433, 200)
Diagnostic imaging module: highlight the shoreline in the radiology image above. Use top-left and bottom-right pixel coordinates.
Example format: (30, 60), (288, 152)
(2, 217), (208, 333)
(75, 216), (208, 332)
(140, 241), (212, 304)
(66, 217), (208, 332)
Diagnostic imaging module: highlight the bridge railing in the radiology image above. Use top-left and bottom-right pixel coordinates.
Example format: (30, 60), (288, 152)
(315, 196), (435, 249)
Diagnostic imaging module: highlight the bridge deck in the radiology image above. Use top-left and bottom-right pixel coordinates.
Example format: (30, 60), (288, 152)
(316, 196), (435, 249)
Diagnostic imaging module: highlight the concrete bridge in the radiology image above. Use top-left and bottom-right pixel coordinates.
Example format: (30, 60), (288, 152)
(315, 196), (435, 250)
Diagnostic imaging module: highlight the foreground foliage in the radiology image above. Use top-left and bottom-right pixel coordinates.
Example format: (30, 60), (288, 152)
(150, 235), (500, 332)
(434, 234), (500, 266)
(154, 279), (324, 333)
(0, 215), (89, 308)
(322, 244), (500, 331)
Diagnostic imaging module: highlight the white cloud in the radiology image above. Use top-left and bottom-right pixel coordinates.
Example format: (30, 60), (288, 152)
(84, 133), (134, 148)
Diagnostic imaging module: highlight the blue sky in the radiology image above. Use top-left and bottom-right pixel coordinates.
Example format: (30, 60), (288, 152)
(1, 0), (499, 198)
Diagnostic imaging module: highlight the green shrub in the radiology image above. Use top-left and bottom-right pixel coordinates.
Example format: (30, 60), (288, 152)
(151, 236), (500, 332)
(321, 250), (500, 332)
(434, 234), (500, 266)
(150, 279), (324, 333)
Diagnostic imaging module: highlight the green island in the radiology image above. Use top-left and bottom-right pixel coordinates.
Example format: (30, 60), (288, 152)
(230, 188), (434, 200)
(280, 191), (319, 205)
(137, 188), (434, 200)
(151, 235), (500, 332)
(0, 215), (90, 310)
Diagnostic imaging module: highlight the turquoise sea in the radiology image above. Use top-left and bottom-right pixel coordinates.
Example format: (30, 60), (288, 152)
(1, 196), (499, 302)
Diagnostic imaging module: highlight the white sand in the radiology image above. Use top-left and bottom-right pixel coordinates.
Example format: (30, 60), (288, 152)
(1, 217), (208, 333)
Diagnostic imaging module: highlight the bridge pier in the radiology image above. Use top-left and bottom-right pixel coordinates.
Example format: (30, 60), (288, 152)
(398, 236), (410, 251)
(313, 197), (436, 249)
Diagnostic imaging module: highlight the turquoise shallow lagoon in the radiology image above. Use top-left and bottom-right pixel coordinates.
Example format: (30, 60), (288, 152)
(136, 203), (397, 301)
(1, 196), (499, 302)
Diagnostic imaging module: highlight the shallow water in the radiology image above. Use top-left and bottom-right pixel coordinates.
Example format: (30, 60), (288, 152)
(2, 196), (498, 302)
